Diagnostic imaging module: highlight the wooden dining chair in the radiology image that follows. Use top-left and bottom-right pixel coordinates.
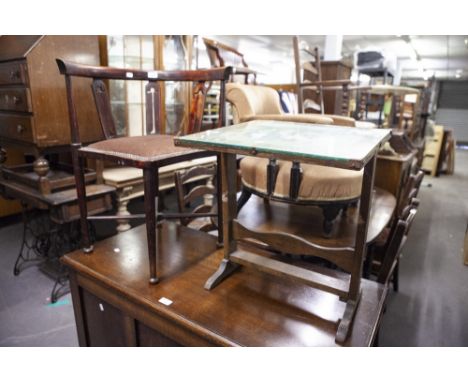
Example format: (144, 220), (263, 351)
(174, 164), (217, 233)
(293, 36), (353, 120)
(377, 205), (417, 288)
(57, 59), (234, 284)
(367, 169), (422, 290)
(203, 37), (257, 84)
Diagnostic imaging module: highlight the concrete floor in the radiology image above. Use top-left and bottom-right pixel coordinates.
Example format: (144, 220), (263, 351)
(0, 151), (467, 346)
(379, 149), (468, 346)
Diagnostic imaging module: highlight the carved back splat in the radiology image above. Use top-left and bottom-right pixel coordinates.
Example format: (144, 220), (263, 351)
(91, 79), (117, 139)
(188, 81), (209, 135)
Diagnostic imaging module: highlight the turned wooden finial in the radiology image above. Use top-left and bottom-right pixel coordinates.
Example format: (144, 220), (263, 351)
(33, 157), (50, 177)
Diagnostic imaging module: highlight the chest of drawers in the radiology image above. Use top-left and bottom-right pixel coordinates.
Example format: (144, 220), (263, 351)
(0, 35), (102, 153)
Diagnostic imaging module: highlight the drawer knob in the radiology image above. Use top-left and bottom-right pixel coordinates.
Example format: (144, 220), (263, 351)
(13, 96), (22, 105)
(17, 124), (25, 134)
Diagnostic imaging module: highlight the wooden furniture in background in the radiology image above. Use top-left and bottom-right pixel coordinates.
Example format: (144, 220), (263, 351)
(422, 124), (444, 176)
(0, 176), (114, 301)
(0, 35), (101, 165)
(175, 120), (391, 344)
(375, 150), (415, 213)
(293, 36), (352, 117)
(62, 221), (388, 347)
(0, 148), (24, 217)
(103, 157), (216, 232)
(320, 60), (353, 116)
(202, 37), (256, 84)
(175, 162), (217, 232)
(57, 59), (234, 284)
(436, 128), (455, 176)
(101, 35), (195, 137)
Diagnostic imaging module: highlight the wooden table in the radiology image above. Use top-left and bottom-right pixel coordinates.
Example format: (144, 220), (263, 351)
(62, 221), (388, 346)
(175, 120), (391, 343)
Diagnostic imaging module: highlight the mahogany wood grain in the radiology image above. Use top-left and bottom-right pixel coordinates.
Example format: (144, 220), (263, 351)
(63, 221), (388, 347)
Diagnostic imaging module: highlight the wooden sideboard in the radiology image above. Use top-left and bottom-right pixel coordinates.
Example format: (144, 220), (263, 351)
(0, 35), (102, 154)
(63, 220), (388, 347)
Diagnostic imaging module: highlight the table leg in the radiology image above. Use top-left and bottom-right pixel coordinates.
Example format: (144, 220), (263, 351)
(205, 153), (239, 290)
(336, 154), (377, 344)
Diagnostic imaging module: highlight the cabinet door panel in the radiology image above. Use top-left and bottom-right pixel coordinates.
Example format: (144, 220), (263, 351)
(82, 289), (130, 347)
(136, 321), (181, 347)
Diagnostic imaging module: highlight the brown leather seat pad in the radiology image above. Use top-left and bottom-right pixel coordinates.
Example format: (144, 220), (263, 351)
(80, 135), (200, 162)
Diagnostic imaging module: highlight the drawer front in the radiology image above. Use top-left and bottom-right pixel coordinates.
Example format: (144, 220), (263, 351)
(0, 87), (31, 112)
(0, 114), (34, 143)
(0, 61), (28, 86)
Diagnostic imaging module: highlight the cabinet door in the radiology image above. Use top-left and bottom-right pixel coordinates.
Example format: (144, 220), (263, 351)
(103, 35), (193, 137)
(136, 322), (181, 347)
(81, 289), (135, 347)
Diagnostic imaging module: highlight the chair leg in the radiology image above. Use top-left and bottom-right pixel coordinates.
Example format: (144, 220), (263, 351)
(216, 155), (223, 247)
(393, 260), (399, 292)
(321, 204), (342, 237)
(73, 154), (92, 253)
(363, 244), (374, 279)
(143, 167), (159, 284)
(237, 188), (252, 213)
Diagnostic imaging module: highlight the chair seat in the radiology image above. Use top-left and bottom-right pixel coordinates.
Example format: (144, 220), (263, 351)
(80, 135), (200, 164)
(240, 157), (363, 202)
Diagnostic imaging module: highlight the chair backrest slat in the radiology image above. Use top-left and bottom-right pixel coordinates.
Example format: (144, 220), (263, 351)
(188, 81), (208, 135)
(92, 79), (118, 139)
(145, 82), (162, 135)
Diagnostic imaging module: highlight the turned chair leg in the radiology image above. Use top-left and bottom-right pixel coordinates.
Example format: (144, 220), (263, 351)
(74, 155), (93, 253)
(237, 188), (252, 213)
(143, 167), (159, 284)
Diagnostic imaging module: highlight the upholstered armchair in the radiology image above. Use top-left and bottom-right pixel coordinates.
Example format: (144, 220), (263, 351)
(226, 83), (364, 236)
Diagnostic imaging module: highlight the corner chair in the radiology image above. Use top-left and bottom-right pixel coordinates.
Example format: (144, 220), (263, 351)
(226, 82), (364, 236)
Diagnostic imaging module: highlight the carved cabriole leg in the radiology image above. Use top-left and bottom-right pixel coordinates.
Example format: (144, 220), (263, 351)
(336, 155), (377, 344)
(73, 150), (93, 253)
(143, 166), (159, 285)
(205, 153), (239, 290)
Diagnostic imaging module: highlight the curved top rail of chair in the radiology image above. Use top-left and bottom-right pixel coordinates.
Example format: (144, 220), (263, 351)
(56, 58), (235, 82)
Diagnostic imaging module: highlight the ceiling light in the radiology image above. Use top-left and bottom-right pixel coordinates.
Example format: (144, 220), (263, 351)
(455, 73), (461, 78)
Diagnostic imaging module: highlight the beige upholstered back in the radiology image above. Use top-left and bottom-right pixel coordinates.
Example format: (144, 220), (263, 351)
(226, 83), (284, 123)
